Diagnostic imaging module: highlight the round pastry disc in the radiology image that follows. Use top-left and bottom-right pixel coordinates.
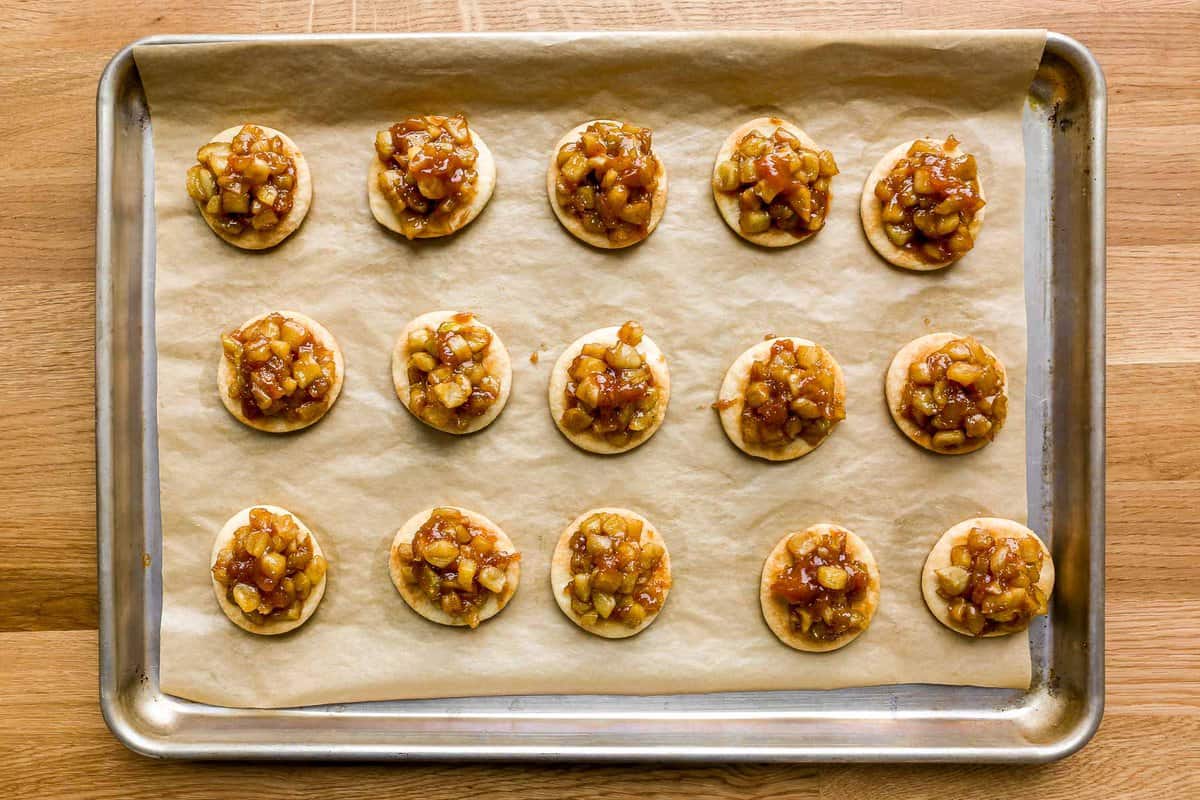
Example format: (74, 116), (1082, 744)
(711, 116), (830, 247)
(716, 337), (845, 461)
(194, 124), (313, 250)
(883, 331), (1007, 455)
(210, 504), (328, 636)
(390, 310), (513, 435)
(547, 326), (671, 454)
(759, 523), (880, 653)
(549, 507), (671, 639)
(388, 506), (521, 628)
(367, 122), (497, 238)
(860, 137), (986, 270)
(545, 119), (668, 249)
(216, 310), (345, 434)
(920, 516), (1054, 638)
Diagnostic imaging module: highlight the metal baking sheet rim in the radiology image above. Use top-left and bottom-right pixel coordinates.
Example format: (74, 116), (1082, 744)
(95, 31), (1106, 763)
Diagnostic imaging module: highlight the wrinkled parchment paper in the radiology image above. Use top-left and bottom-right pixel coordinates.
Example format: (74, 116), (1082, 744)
(136, 31), (1045, 708)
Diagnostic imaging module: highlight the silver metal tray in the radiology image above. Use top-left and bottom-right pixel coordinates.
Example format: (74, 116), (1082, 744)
(96, 32), (1105, 762)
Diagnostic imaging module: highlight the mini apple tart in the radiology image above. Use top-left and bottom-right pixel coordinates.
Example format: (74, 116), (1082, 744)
(861, 136), (985, 270)
(760, 524), (880, 652)
(716, 337), (846, 461)
(712, 117), (838, 246)
(389, 506), (520, 629)
(218, 311), (344, 433)
(922, 517), (1054, 638)
(548, 321), (670, 454)
(185, 124), (312, 250)
(392, 311), (512, 435)
(368, 113), (497, 240)
(547, 119), (668, 248)
(211, 505), (329, 635)
(551, 508), (671, 638)
(885, 332), (1007, 454)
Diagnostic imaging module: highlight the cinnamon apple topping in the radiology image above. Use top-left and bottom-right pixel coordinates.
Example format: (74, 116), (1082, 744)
(406, 313), (502, 431)
(934, 527), (1050, 636)
(769, 528), (871, 643)
(900, 336), (1006, 451)
(554, 121), (661, 245)
(874, 136), (984, 263)
(186, 124), (297, 236)
(714, 126), (838, 237)
(559, 321), (661, 448)
(222, 313), (337, 424)
(375, 114), (480, 239)
(741, 340), (844, 448)
(212, 507), (327, 625)
(392, 507), (518, 628)
(562, 512), (669, 630)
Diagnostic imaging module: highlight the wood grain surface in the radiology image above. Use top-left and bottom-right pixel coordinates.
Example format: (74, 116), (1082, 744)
(1, 1), (1198, 796)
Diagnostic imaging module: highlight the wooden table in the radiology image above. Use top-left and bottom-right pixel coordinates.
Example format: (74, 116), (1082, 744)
(2, 2), (1198, 796)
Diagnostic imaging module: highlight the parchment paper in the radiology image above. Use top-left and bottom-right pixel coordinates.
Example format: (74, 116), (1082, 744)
(136, 31), (1045, 708)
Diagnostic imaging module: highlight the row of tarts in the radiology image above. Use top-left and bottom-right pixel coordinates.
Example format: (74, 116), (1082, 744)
(220, 309), (1008, 460)
(221, 309), (1010, 459)
(212, 503), (1055, 650)
(186, 114), (985, 270)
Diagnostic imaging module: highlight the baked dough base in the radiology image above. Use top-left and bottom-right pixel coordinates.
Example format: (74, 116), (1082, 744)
(545, 120), (668, 249)
(859, 138), (986, 271)
(196, 125), (313, 250)
(217, 310), (345, 434)
(210, 505), (328, 636)
(367, 125), (497, 239)
(391, 310), (513, 435)
(884, 331), (1007, 455)
(549, 507), (671, 639)
(547, 326), (671, 454)
(388, 506), (521, 627)
(711, 116), (829, 247)
(920, 517), (1055, 638)
(716, 337), (846, 462)
(760, 523), (881, 653)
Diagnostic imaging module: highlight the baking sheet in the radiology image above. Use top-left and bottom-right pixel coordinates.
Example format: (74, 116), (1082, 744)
(136, 31), (1045, 709)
